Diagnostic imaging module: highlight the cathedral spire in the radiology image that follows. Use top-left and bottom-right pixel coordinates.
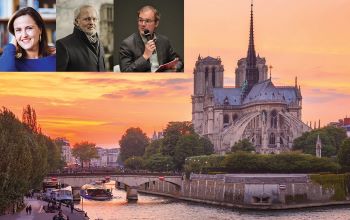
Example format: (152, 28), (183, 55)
(244, 0), (260, 95)
(247, 1), (257, 67)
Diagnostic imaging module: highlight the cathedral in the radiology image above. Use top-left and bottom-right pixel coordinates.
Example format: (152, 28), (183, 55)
(191, 3), (310, 154)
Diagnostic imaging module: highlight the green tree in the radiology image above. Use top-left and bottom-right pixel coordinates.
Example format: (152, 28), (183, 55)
(144, 139), (162, 158)
(124, 156), (144, 170)
(119, 127), (149, 162)
(72, 141), (99, 168)
(0, 108), (33, 213)
(28, 134), (48, 188)
(338, 138), (350, 171)
(231, 139), (255, 153)
(223, 151), (340, 173)
(174, 134), (200, 170)
(144, 153), (174, 172)
(198, 136), (215, 155)
(41, 135), (63, 172)
(162, 121), (194, 157)
(293, 126), (347, 157)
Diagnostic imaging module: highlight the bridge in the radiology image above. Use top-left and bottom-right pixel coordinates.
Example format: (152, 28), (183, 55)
(45, 173), (183, 200)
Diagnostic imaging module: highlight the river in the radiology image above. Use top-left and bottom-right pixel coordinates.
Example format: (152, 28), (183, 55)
(75, 182), (350, 220)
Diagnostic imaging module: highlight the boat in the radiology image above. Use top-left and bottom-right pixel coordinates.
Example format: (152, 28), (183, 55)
(80, 184), (113, 201)
(42, 178), (60, 200)
(51, 186), (73, 203)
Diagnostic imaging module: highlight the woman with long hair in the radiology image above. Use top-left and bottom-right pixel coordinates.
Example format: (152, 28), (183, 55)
(0, 7), (56, 71)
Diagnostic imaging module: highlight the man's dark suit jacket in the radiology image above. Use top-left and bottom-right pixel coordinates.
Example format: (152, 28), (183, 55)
(119, 32), (183, 72)
(56, 27), (105, 72)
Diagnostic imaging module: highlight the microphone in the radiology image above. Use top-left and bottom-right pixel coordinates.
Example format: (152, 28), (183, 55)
(144, 29), (153, 41)
(144, 29), (156, 54)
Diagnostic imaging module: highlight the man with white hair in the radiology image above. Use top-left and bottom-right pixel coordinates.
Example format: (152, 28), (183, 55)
(57, 4), (105, 71)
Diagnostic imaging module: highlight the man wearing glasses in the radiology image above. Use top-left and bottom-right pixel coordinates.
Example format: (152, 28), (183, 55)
(57, 5), (105, 71)
(119, 5), (183, 72)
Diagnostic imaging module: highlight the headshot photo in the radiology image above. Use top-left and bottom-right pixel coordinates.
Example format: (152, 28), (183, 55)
(0, 3), (56, 72)
(56, 0), (114, 72)
(115, 0), (184, 72)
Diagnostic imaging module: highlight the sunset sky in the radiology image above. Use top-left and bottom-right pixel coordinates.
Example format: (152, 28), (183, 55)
(0, 0), (349, 148)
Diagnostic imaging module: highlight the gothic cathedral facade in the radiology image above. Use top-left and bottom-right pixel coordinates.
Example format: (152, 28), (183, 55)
(191, 4), (310, 154)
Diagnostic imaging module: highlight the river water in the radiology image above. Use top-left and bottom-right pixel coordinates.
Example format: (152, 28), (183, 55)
(76, 182), (350, 220)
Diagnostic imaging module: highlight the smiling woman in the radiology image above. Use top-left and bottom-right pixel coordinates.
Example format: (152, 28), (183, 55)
(0, 7), (56, 72)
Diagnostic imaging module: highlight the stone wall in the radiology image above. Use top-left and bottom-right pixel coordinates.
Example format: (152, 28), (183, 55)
(139, 174), (350, 209)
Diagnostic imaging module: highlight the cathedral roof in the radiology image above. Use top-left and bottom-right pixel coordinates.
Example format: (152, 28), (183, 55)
(212, 80), (299, 107)
(276, 87), (299, 105)
(243, 79), (284, 104)
(241, 79), (299, 105)
(213, 88), (242, 106)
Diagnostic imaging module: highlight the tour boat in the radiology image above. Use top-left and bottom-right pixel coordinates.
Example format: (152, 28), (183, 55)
(51, 186), (73, 203)
(80, 184), (113, 201)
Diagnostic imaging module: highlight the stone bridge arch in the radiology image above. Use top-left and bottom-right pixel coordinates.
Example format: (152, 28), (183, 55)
(115, 175), (182, 200)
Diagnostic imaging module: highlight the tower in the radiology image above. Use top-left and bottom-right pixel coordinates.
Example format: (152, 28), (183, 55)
(193, 55), (224, 96)
(192, 55), (224, 135)
(245, 2), (259, 93)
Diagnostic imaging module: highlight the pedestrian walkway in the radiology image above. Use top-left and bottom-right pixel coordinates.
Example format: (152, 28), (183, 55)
(0, 197), (88, 220)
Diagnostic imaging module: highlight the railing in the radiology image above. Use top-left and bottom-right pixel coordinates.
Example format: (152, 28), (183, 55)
(47, 171), (181, 177)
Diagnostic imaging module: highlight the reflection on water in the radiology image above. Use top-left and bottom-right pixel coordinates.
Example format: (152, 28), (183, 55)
(76, 182), (350, 220)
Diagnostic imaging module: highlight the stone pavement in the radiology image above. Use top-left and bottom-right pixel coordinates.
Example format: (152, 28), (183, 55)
(0, 197), (88, 220)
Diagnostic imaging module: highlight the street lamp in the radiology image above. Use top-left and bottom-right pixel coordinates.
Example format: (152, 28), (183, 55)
(205, 161), (208, 174)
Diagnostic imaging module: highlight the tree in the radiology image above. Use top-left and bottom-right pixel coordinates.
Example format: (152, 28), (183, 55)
(144, 153), (174, 172)
(119, 127), (149, 162)
(28, 134), (48, 188)
(22, 104), (40, 133)
(124, 156), (144, 170)
(72, 141), (99, 168)
(0, 106), (63, 214)
(144, 139), (162, 159)
(293, 126), (347, 157)
(338, 138), (350, 171)
(231, 139), (255, 153)
(199, 136), (215, 155)
(0, 108), (33, 213)
(162, 121), (194, 157)
(223, 151), (340, 173)
(174, 134), (200, 170)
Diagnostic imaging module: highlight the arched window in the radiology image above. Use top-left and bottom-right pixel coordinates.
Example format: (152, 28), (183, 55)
(258, 134), (262, 145)
(270, 110), (277, 129)
(223, 114), (229, 124)
(261, 110), (267, 124)
(232, 114), (238, 122)
(212, 67), (216, 87)
(269, 133), (275, 145)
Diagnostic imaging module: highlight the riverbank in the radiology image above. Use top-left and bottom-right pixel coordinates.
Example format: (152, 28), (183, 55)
(0, 197), (88, 220)
(138, 173), (350, 210)
(139, 189), (350, 210)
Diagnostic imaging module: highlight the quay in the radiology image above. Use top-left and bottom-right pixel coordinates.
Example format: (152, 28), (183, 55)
(49, 172), (350, 210)
(0, 197), (88, 220)
(138, 173), (350, 210)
